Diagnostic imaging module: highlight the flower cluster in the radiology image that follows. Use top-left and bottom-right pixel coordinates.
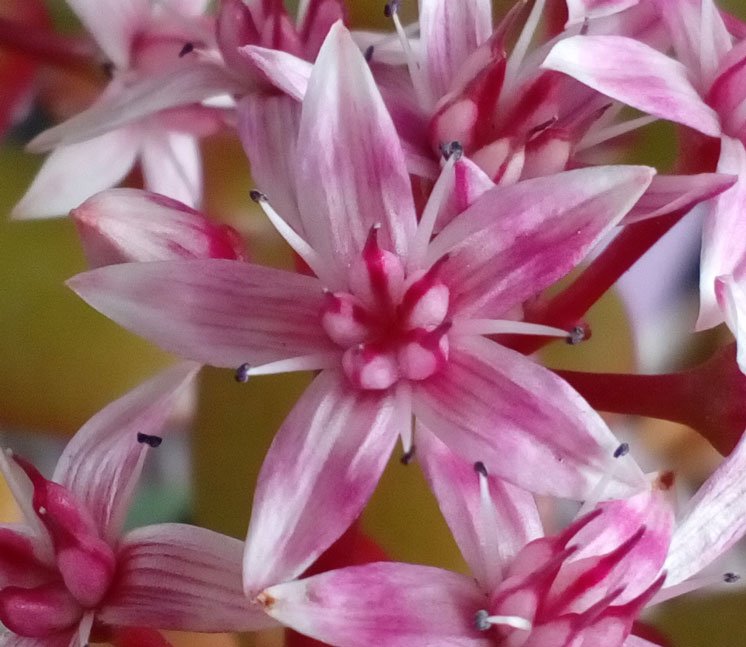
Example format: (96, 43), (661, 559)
(2, 0), (746, 645)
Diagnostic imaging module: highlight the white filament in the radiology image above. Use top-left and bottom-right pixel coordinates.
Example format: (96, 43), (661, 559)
(451, 319), (571, 338)
(391, 11), (434, 110)
(245, 353), (339, 377)
(477, 469), (506, 590)
(503, 0), (546, 101)
(576, 115), (658, 152)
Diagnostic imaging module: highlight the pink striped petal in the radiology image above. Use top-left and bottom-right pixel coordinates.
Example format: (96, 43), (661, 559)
(412, 336), (646, 499)
(419, 0), (493, 100)
(72, 189), (246, 268)
(436, 156), (495, 231)
(99, 523), (275, 632)
(698, 136), (746, 329)
(238, 94), (304, 233)
(543, 35), (722, 136)
(708, 40), (746, 140)
(244, 370), (404, 594)
(654, 0), (731, 86)
(140, 131), (202, 209)
(239, 45), (312, 101)
(67, 260), (336, 367)
(417, 427), (542, 590)
(12, 130), (140, 220)
(716, 275), (746, 373)
(52, 362), (199, 541)
(664, 432), (746, 587)
(259, 562), (489, 647)
(298, 0), (346, 60)
(27, 64), (243, 152)
(428, 165), (654, 319)
(623, 172), (736, 224)
(295, 22), (417, 273)
(66, 0), (148, 68)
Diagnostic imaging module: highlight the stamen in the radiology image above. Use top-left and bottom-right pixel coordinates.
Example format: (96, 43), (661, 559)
(400, 446), (416, 465)
(724, 572), (740, 583)
(386, 0), (434, 110)
(474, 461), (488, 477)
(576, 443), (633, 518)
(650, 571), (741, 606)
(451, 319), (571, 338)
(474, 461), (505, 589)
(137, 433), (163, 448)
(250, 189), (334, 286)
(364, 45), (375, 62)
(527, 116), (558, 140)
(408, 151), (459, 271)
(474, 609), (532, 632)
(296, 0), (312, 26)
(580, 16), (589, 36)
(566, 324), (589, 345)
(440, 141), (464, 161)
(503, 0), (547, 102)
(241, 353), (339, 376)
(178, 42), (194, 57)
(101, 61), (114, 79)
(575, 115), (657, 152)
(235, 363), (251, 383)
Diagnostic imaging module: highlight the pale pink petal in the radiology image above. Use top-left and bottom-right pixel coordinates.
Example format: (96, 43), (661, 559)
(436, 156), (495, 231)
(72, 188), (246, 268)
(623, 172), (737, 223)
(565, 0), (640, 25)
(140, 131), (202, 209)
(698, 136), (746, 329)
(295, 22), (417, 272)
(709, 40), (746, 140)
(417, 427), (542, 590)
(243, 370), (404, 594)
(260, 562), (489, 647)
(654, 0), (731, 86)
(716, 275), (746, 373)
(428, 165), (654, 319)
(412, 336), (646, 499)
(0, 634), (74, 647)
(11, 130), (140, 220)
(52, 362), (199, 542)
(664, 433), (746, 587)
(66, 0), (149, 68)
(66, 260), (336, 367)
(27, 64), (243, 152)
(542, 35), (722, 136)
(239, 45), (312, 101)
(238, 94), (304, 233)
(298, 0), (346, 60)
(163, 0), (210, 15)
(419, 0), (493, 99)
(99, 523), (276, 632)
(624, 637), (661, 647)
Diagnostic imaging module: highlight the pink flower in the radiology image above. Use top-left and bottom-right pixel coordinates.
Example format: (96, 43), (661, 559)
(542, 0), (746, 330)
(257, 429), (746, 647)
(0, 363), (274, 644)
(68, 23), (653, 594)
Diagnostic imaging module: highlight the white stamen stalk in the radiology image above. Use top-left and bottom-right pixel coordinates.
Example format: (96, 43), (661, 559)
(395, 381), (414, 457)
(245, 353), (340, 376)
(451, 319), (571, 338)
(503, 0), (546, 101)
(254, 196), (337, 287)
(476, 465), (505, 589)
(476, 609), (533, 631)
(296, 0), (311, 27)
(650, 572), (741, 606)
(576, 443), (631, 519)
(576, 115), (658, 152)
(699, 0), (718, 86)
(391, 12), (434, 110)
(408, 154), (458, 271)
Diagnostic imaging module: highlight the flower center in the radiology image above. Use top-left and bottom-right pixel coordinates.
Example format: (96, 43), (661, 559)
(320, 227), (450, 390)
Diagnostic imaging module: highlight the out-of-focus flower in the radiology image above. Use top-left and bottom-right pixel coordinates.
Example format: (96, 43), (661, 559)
(68, 23), (653, 595)
(258, 429), (746, 647)
(0, 363), (275, 645)
(542, 0), (746, 332)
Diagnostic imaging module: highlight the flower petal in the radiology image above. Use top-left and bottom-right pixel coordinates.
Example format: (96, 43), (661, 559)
(698, 136), (746, 330)
(27, 64), (243, 152)
(716, 275), (746, 373)
(417, 427), (542, 590)
(542, 35), (721, 136)
(428, 165), (654, 319)
(243, 370), (404, 594)
(52, 362), (199, 541)
(419, 0), (493, 100)
(238, 94), (304, 234)
(664, 432), (746, 587)
(624, 637), (661, 647)
(412, 336), (646, 499)
(260, 562), (489, 647)
(11, 130), (140, 220)
(239, 45), (312, 101)
(623, 172), (737, 224)
(0, 632), (73, 646)
(140, 131), (202, 209)
(565, 0), (640, 25)
(295, 22), (417, 272)
(99, 523), (276, 632)
(66, 0), (149, 68)
(66, 260), (336, 368)
(71, 188), (246, 268)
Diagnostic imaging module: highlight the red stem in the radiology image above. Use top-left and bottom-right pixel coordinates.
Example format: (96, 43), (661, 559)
(0, 17), (96, 71)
